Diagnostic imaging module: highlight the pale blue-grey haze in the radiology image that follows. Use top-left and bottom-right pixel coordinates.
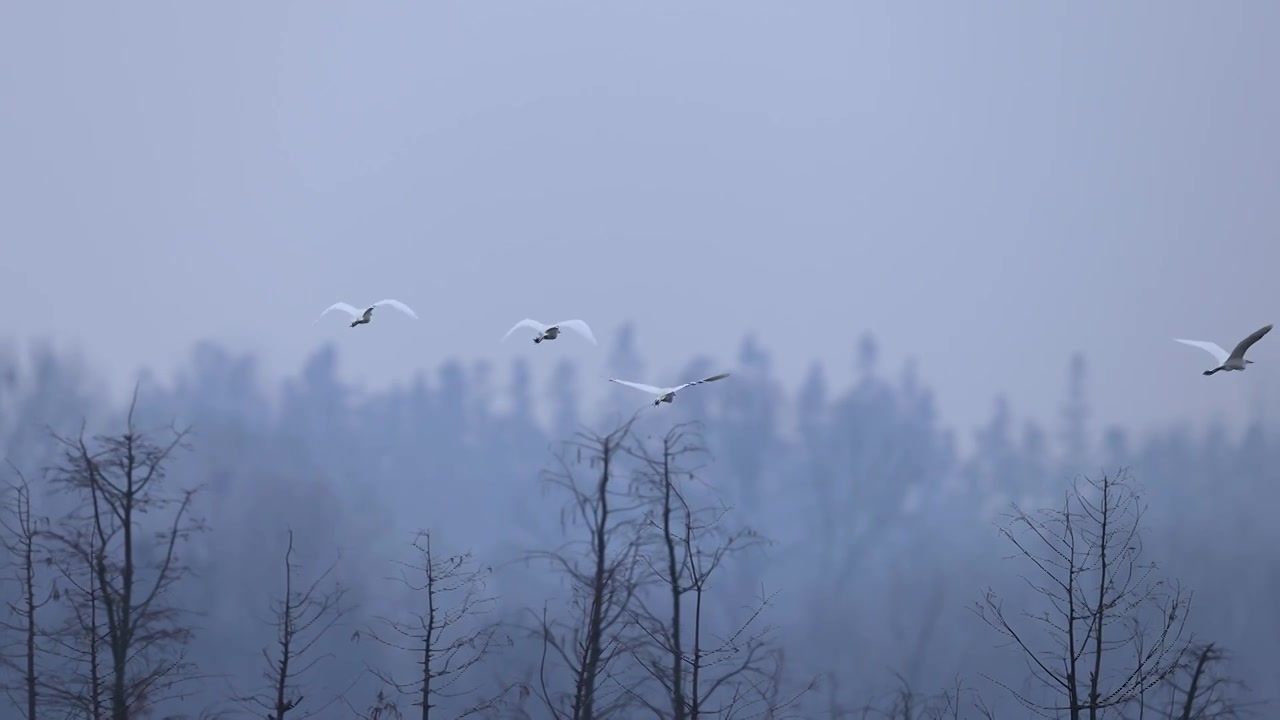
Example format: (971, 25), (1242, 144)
(2, 3), (1280, 717)
(2, 1), (1277, 443)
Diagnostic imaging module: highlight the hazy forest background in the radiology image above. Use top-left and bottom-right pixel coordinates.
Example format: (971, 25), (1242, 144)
(0, 327), (1273, 719)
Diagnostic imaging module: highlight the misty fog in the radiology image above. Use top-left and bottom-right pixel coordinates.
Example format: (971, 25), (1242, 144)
(1, 332), (1274, 718)
(3, 2), (1278, 718)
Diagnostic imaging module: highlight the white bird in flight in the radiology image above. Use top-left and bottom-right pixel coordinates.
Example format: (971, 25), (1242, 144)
(609, 372), (731, 407)
(502, 318), (597, 345)
(1174, 323), (1272, 376)
(316, 300), (420, 328)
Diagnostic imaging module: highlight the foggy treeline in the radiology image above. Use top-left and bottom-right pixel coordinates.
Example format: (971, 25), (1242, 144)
(0, 327), (1273, 719)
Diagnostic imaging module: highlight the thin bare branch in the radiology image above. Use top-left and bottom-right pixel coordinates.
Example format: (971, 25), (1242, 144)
(233, 528), (354, 720)
(972, 470), (1192, 719)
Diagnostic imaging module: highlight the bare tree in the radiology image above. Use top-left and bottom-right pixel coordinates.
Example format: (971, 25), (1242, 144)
(0, 470), (55, 719)
(41, 520), (107, 719)
(973, 470), (1192, 720)
(625, 424), (803, 719)
(1138, 642), (1261, 720)
(236, 528), (352, 720)
(349, 688), (405, 720)
(42, 395), (205, 720)
(850, 674), (993, 720)
(526, 418), (648, 720)
(365, 529), (519, 719)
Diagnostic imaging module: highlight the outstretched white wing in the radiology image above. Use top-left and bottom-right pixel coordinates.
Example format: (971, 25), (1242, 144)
(1174, 338), (1229, 365)
(316, 302), (363, 323)
(609, 378), (666, 395)
(503, 318), (548, 341)
(1229, 323), (1273, 360)
(552, 319), (597, 345)
(372, 299), (419, 319)
(671, 372), (731, 393)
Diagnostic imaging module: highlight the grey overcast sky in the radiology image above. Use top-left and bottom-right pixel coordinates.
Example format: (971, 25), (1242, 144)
(2, 1), (1277, 440)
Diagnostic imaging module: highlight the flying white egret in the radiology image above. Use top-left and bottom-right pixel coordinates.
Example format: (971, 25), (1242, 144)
(316, 300), (420, 328)
(1175, 323), (1273, 376)
(502, 318), (597, 345)
(609, 372), (731, 407)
